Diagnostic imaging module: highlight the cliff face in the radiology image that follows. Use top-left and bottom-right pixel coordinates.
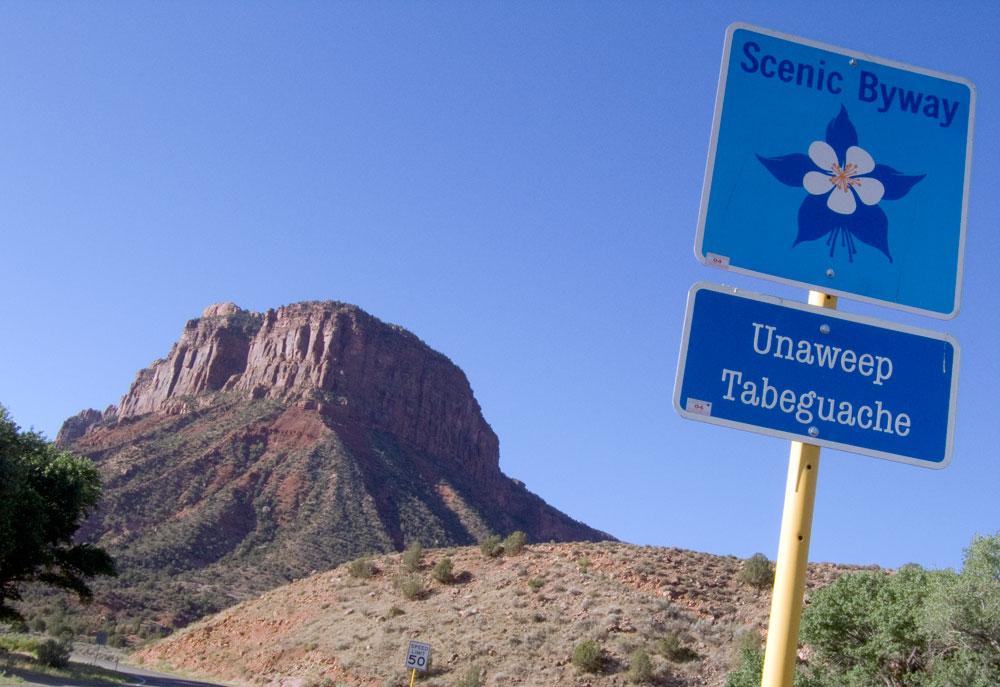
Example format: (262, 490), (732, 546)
(58, 300), (611, 630)
(107, 301), (498, 485)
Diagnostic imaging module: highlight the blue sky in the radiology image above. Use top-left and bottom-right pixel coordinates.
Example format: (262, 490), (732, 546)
(2, 1), (997, 571)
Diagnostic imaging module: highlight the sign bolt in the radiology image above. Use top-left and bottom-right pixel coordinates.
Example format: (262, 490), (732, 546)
(825, 268), (836, 278)
(819, 324), (831, 334)
(808, 426), (819, 437)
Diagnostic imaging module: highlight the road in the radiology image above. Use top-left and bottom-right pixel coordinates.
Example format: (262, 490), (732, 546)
(0, 647), (227, 687)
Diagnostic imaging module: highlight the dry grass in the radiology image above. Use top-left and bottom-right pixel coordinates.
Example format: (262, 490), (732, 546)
(135, 542), (863, 687)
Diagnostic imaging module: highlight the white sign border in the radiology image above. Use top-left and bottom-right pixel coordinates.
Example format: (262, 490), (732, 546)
(405, 640), (431, 673)
(694, 22), (976, 320)
(673, 281), (960, 469)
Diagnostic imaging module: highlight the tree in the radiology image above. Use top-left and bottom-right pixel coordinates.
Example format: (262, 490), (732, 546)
(726, 532), (1000, 687)
(0, 405), (116, 621)
(921, 533), (1000, 686)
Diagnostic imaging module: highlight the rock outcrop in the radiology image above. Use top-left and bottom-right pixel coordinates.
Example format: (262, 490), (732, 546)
(107, 302), (498, 485)
(57, 300), (612, 631)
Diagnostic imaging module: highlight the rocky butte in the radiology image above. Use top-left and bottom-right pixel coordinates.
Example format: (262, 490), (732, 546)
(56, 301), (611, 630)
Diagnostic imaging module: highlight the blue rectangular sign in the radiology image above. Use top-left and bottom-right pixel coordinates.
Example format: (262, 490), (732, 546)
(696, 24), (975, 318)
(674, 283), (959, 468)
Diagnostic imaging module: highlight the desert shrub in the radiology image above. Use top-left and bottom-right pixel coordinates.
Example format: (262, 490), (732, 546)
(431, 558), (454, 584)
(657, 631), (699, 662)
(347, 556), (376, 579)
(402, 541), (423, 572)
(35, 638), (71, 668)
(385, 606), (405, 619)
(29, 617), (47, 633)
(578, 557), (591, 573)
(628, 649), (654, 684)
(395, 574), (426, 601)
(52, 624), (75, 641)
(0, 634), (40, 654)
(503, 531), (526, 556)
(480, 535), (503, 558)
(725, 642), (764, 687)
(527, 577), (545, 592)
(571, 639), (604, 674)
(455, 664), (483, 687)
(738, 553), (774, 590)
(727, 533), (1000, 687)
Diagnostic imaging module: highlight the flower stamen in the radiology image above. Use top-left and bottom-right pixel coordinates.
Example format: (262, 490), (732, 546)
(829, 162), (861, 193)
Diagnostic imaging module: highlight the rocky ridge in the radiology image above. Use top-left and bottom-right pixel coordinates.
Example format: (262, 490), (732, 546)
(52, 301), (611, 632)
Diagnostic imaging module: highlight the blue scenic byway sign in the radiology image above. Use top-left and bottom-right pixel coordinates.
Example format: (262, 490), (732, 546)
(674, 283), (959, 468)
(696, 24), (975, 318)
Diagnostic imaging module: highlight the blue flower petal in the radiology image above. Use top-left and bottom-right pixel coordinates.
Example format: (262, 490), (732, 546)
(795, 194), (838, 246)
(868, 164), (925, 201)
(845, 201), (892, 262)
(756, 153), (817, 188)
(824, 106), (858, 161)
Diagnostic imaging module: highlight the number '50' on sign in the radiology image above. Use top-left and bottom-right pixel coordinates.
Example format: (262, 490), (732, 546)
(405, 640), (431, 672)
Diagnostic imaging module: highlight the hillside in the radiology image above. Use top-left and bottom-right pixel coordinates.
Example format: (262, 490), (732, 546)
(41, 301), (610, 634)
(136, 541), (863, 687)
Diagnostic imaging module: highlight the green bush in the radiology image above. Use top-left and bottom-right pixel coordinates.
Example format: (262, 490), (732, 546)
(455, 665), (483, 687)
(347, 556), (376, 579)
(527, 577), (545, 592)
(385, 606), (405, 619)
(738, 553), (774, 590)
(480, 535), (503, 558)
(577, 556), (591, 573)
(503, 531), (527, 556)
(657, 631), (699, 662)
(0, 634), (40, 654)
(627, 648), (654, 684)
(431, 558), (454, 584)
(35, 638), (71, 668)
(571, 640), (604, 674)
(402, 541), (423, 572)
(725, 643), (764, 687)
(395, 575), (426, 601)
(726, 533), (1000, 687)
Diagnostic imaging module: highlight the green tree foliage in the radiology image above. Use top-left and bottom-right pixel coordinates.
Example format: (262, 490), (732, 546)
(0, 406), (116, 621)
(725, 532), (1000, 687)
(800, 564), (935, 686)
(920, 533), (1000, 686)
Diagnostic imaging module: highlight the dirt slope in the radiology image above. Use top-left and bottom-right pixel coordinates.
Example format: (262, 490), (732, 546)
(136, 542), (864, 687)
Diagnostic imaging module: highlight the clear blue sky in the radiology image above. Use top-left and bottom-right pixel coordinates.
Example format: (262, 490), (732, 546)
(2, 1), (997, 571)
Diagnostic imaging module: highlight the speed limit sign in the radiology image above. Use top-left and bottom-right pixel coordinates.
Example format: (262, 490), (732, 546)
(405, 640), (431, 673)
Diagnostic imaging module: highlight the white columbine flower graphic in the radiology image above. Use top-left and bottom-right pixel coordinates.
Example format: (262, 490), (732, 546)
(802, 141), (885, 215)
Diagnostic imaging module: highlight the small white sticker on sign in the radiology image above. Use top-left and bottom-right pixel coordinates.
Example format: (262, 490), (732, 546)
(705, 253), (731, 268)
(686, 398), (712, 416)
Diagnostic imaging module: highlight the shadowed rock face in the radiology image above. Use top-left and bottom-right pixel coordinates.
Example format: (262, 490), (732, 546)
(58, 301), (612, 629)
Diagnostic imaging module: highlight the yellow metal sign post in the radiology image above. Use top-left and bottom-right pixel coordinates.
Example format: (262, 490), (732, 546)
(760, 290), (836, 687)
(408, 668), (417, 687)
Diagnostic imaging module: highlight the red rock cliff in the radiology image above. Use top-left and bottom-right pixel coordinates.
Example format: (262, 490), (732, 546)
(112, 301), (499, 481)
